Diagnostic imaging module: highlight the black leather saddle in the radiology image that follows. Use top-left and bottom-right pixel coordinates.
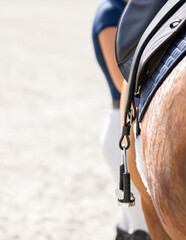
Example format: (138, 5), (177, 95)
(116, 0), (186, 149)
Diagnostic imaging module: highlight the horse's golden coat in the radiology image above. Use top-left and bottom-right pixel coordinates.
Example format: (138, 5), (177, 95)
(120, 57), (186, 240)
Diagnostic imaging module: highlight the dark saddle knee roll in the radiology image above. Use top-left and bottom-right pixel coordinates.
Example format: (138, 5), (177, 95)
(115, 0), (167, 81)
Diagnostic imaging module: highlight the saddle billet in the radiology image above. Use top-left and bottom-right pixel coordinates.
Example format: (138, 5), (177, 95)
(115, 0), (186, 207)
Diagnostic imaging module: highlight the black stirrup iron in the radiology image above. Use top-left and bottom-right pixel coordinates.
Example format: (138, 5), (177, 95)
(115, 146), (135, 207)
(115, 108), (135, 207)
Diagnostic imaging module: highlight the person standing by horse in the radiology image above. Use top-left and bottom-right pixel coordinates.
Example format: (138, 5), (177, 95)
(92, 0), (151, 239)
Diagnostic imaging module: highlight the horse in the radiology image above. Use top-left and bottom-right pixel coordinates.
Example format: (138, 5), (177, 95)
(115, 0), (186, 239)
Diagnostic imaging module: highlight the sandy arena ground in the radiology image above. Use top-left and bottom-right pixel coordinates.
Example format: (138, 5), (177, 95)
(0, 1), (119, 239)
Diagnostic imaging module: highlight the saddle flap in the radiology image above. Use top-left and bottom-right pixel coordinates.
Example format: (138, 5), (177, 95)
(115, 0), (167, 81)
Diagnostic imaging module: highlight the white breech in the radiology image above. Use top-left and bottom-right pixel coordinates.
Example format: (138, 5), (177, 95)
(100, 108), (148, 233)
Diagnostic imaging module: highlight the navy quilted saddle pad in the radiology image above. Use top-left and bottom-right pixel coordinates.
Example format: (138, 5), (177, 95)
(135, 29), (186, 122)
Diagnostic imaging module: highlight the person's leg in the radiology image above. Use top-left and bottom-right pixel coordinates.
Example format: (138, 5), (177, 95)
(99, 28), (148, 236)
(100, 108), (122, 182)
(92, 1), (151, 237)
(120, 82), (149, 234)
(100, 106), (149, 235)
(100, 107), (129, 233)
(141, 57), (186, 240)
(92, 1), (130, 236)
(98, 27), (123, 93)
